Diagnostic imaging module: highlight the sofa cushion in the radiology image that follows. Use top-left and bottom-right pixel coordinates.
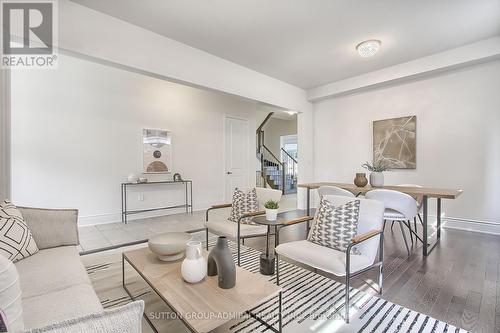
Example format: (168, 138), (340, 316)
(0, 254), (24, 332)
(22, 284), (103, 330)
(15, 246), (91, 298)
(0, 200), (39, 262)
(23, 301), (143, 333)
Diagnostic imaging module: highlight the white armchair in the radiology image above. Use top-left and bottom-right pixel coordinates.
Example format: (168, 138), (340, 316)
(274, 195), (385, 323)
(205, 187), (282, 265)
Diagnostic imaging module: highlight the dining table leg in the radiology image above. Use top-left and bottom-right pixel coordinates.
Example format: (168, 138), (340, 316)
(306, 187), (311, 230)
(422, 195), (428, 256)
(437, 198), (442, 239)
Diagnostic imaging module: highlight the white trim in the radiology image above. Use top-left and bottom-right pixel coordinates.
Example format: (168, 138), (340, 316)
(0, 69), (11, 201)
(442, 216), (500, 236)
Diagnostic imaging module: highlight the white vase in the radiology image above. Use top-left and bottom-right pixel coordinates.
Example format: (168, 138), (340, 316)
(266, 209), (278, 221)
(127, 173), (138, 183)
(181, 241), (206, 284)
(370, 172), (384, 187)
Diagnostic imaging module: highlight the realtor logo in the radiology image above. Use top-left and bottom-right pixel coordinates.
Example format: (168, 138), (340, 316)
(1, 0), (58, 68)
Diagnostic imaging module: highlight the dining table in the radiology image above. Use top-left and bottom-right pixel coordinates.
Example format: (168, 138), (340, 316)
(298, 182), (463, 257)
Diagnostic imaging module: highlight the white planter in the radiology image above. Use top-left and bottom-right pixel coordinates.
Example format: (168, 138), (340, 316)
(370, 172), (384, 187)
(266, 209), (278, 221)
(181, 241), (206, 284)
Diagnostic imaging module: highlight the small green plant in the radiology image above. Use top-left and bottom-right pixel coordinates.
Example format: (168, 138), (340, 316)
(264, 200), (279, 209)
(361, 160), (389, 172)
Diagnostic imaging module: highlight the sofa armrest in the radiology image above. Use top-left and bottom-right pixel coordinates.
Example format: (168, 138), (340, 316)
(19, 207), (79, 250)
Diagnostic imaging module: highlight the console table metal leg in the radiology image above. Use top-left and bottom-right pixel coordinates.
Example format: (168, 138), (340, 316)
(437, 198), (442, 239)
(185, 182), (188, 213)
(122, 255), (158, 333)
(121, 184), (124, 223)
(190, 181), (193, 214)
(124, 185), (128, 224)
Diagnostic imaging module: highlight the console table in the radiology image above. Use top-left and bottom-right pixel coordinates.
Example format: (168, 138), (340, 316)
(121, 180), (193, 223)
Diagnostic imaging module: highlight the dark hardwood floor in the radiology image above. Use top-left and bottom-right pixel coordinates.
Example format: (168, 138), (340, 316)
(243, 222), (500, 333)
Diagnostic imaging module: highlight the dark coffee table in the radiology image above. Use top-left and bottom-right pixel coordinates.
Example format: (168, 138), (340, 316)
(251, 210), (314, 275)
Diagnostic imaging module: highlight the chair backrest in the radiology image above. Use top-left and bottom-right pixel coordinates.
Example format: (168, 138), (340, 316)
(396, 184), (423, 211)
(255, 187), (282, 209)
(322, 195), (384, 265)
(318, 186), (355, 198)
(365, 189), (418, 219)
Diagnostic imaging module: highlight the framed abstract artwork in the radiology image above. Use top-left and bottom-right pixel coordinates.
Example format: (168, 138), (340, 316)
(143, 129), (172, 173)
(373, 116), (416, 169)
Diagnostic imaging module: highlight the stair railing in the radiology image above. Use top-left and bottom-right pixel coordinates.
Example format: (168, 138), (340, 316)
(281, 148), (298, 193)
(261, 145), (285, 194)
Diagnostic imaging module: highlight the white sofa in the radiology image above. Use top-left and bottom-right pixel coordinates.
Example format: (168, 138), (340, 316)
(13, 207), (125, 331)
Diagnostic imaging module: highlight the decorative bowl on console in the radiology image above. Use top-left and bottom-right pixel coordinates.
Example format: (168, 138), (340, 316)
(148, 232), (193, 262)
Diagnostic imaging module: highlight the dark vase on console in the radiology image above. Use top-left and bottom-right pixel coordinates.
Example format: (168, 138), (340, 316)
(207, 236), (236, 289)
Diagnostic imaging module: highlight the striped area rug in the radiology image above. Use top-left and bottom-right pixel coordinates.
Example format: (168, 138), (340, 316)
(84, 232), (468, 333)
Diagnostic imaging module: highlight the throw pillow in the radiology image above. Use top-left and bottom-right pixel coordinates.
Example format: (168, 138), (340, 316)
(0, 200), (39, 262)
(0, 254), (24, 332)
(228, 188), (258, 225)
(308, 198), (361, 253)
(23, 300), (144, 333)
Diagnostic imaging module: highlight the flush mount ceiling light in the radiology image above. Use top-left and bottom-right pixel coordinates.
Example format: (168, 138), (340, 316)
(356, 39), (381, 57)
(286, 111), (297, 115)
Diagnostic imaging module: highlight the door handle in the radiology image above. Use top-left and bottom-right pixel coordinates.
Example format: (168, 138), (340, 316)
(226, 171), (233, 175)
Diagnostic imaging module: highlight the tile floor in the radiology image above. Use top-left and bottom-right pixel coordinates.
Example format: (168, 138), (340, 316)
(78, 194), (297, 253)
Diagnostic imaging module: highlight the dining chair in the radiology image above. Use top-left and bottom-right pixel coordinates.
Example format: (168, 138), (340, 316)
(394, 184), (424, 244)
(365, 189), (418, 256)
(205, 187), (282, 265)
(275, 195), (385, 323)
(318, 185), (355, 198)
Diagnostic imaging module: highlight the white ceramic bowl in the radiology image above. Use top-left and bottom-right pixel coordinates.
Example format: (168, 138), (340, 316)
(148, 232), (193, 262)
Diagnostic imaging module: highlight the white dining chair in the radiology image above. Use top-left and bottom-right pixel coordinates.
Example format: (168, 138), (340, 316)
(365, 189), (418, 256)
(318, 185), (355, 198)
(275, 195), (385, 323)
(395, 184), (424, 244)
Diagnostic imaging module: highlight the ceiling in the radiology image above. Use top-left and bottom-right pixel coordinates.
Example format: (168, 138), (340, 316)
(71, 0), (500, 89)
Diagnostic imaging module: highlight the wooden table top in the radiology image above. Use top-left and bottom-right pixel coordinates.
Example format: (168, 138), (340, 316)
(298, 182), (463, 199)
(123, 247), (281, 333)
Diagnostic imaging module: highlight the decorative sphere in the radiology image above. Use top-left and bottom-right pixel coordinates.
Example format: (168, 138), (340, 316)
(127, 173), (138, 183)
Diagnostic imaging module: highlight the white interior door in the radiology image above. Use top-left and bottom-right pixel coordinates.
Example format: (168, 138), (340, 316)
(224, 116), (249, 201)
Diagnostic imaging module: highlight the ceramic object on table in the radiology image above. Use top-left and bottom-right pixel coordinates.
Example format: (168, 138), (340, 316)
(265, 208), (278, 221)
(370, 172), (384, 187)
(354, 173), (368, 187)
(148, 232), (192, 261)
(181, 241), (207, 283)
(127, 173), (139, 183)
(207, 236), (236, 289)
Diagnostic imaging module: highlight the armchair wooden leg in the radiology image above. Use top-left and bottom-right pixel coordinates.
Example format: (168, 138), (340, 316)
(205, 228), (209, 250)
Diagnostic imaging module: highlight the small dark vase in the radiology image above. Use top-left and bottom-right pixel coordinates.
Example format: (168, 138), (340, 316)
(207, 236), (236, 289)
(354, 173), (368, 187)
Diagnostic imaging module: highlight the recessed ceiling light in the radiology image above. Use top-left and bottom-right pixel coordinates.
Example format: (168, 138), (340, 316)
(286, 111), (297, 115)
(356, 39), (381, 57)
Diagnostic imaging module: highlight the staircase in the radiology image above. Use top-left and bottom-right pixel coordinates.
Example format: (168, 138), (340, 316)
(256, 113), (297, 194)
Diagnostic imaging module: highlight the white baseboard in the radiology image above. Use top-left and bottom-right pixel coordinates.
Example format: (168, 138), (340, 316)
(442, 216), (500, 236)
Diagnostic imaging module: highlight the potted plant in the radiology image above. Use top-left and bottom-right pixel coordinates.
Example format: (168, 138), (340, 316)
(264, 200), (279, 221)
(362, 161), (389, 187)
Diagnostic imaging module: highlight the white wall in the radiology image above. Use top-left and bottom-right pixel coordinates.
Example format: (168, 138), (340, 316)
(0, 70), (10, 201)
(263, 117), (297, 158)
(314, 60), (500, 227)
(10, 54), (257, 225)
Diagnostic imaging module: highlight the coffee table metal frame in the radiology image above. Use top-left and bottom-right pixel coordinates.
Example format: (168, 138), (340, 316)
(122, 253), (283, 333)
